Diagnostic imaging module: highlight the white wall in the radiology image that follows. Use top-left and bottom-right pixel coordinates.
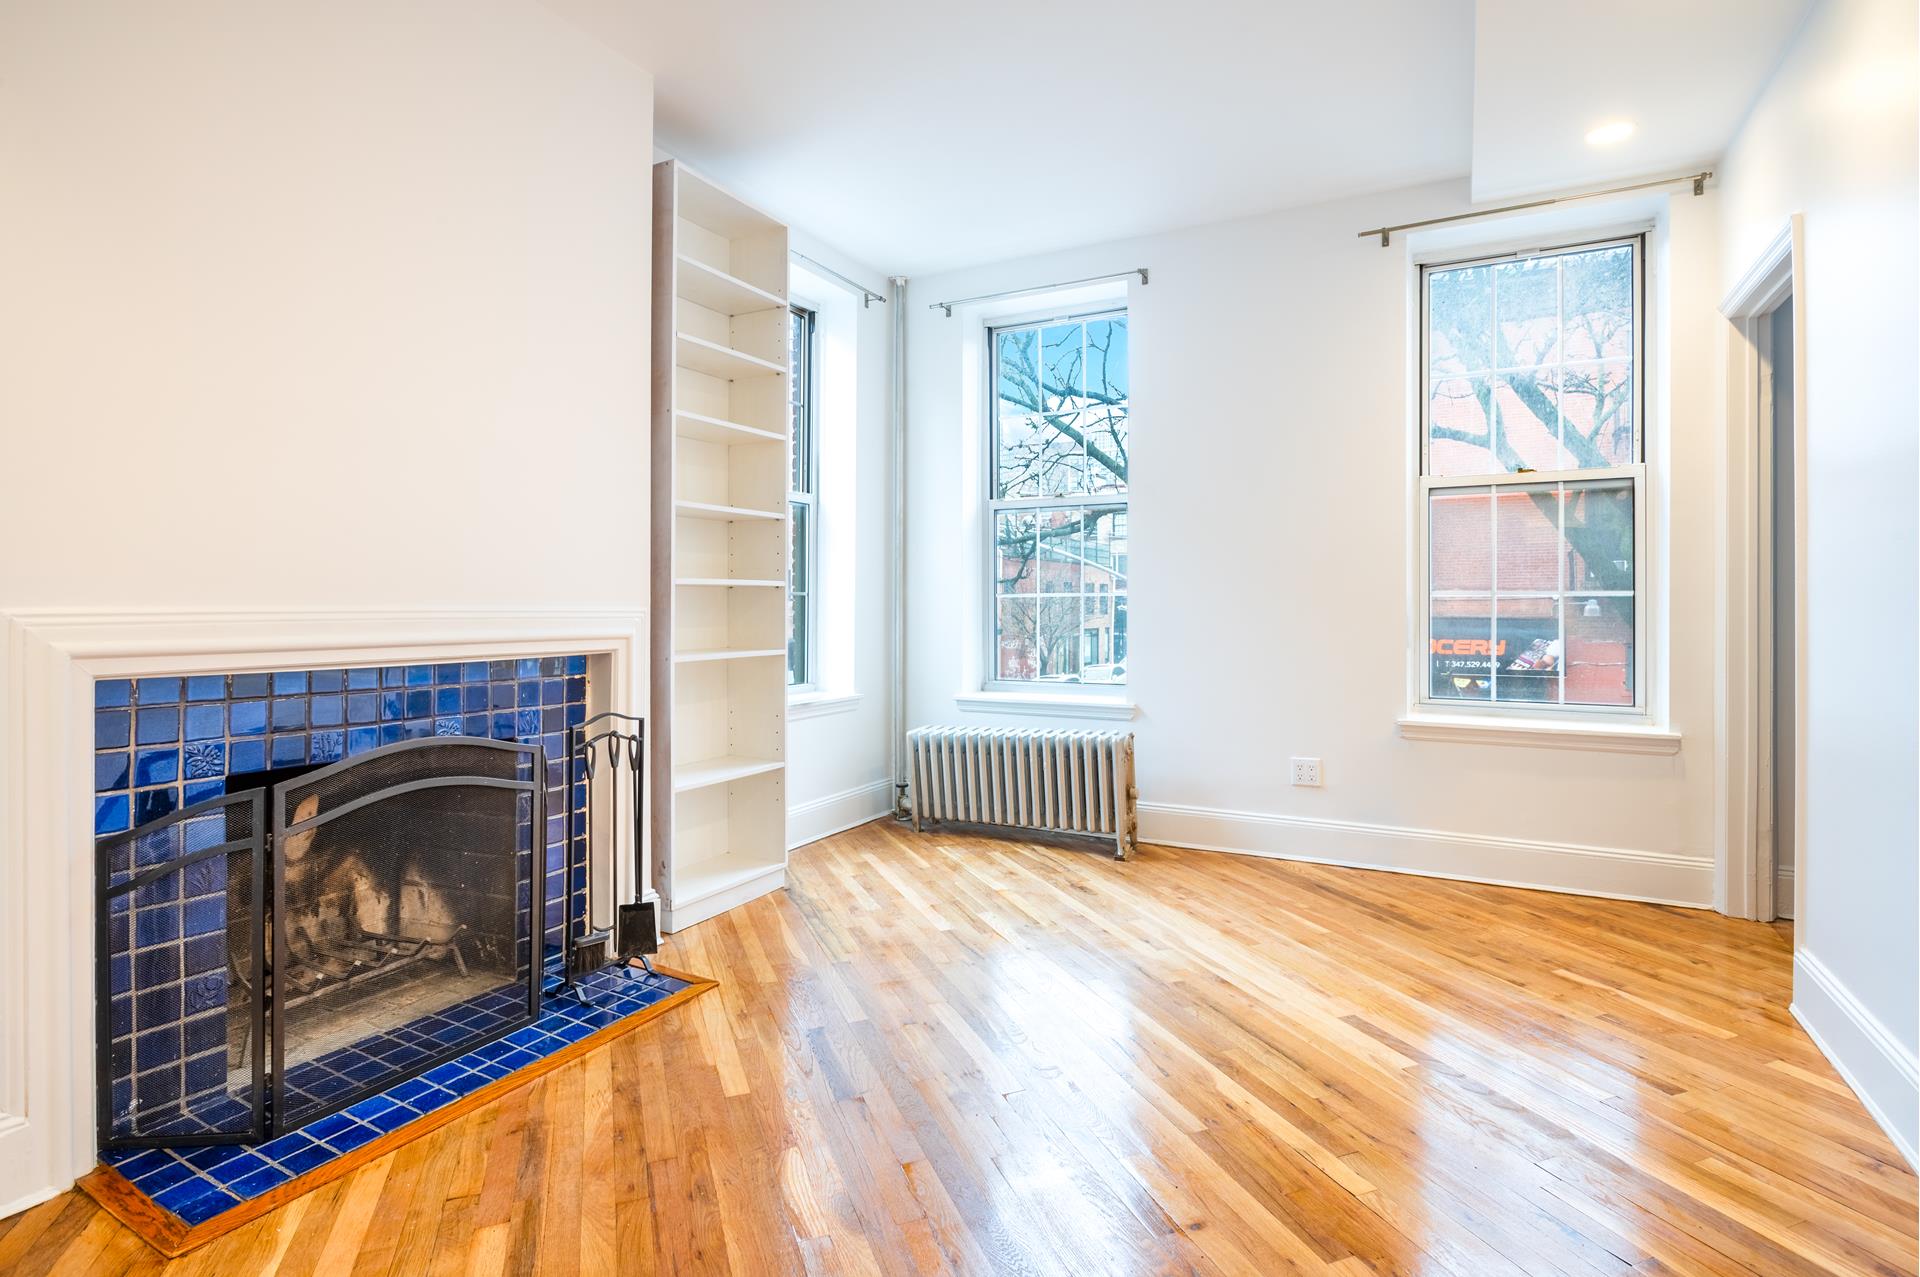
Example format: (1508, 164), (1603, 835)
(906, 179), (1727, 905)
(786, 240), (897, 846)
(0, 0), (655, 1214)
(1717, 0), (1919, 1164)
(0, 1), (654, 613)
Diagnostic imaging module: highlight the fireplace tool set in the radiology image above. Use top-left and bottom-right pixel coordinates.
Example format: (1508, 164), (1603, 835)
(558, 711), (658, 1004)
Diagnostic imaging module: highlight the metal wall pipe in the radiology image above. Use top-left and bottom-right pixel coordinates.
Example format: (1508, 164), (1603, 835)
(889, 275), (911, 817)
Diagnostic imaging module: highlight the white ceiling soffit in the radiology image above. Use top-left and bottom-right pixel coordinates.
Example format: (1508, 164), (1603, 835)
(1470, 0), (1813, 202)
(544, 0), (1474, 275)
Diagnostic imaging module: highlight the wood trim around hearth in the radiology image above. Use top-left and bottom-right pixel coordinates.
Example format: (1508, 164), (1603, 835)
(76, 965), (715, 1258)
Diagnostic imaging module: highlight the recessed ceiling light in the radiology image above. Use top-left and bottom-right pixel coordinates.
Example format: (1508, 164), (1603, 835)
(1586, 120), (1635, 146)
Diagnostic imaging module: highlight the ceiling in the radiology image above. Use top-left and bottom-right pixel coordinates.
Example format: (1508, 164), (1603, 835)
(545, 0), (1475, 273)
(545, 0), (1811, 275)
(1471, 0), (1812, 201)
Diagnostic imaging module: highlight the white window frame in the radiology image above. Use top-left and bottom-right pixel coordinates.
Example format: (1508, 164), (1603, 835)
(788, 303), (818, 691)
(983, 305), (1130, 695)
(1414, 234), (1651, 720)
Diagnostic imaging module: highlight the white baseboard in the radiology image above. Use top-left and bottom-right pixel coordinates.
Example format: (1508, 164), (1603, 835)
(662, 865), (786, 934)
(1138, 801), (1715, 907)
(789, 779), (895, 851)
(0, 1184), (59, 1222)
(1792, 950), (1918, 1169)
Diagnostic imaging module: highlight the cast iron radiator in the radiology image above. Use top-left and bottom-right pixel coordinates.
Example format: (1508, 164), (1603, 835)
(907, 726), (1137, 859)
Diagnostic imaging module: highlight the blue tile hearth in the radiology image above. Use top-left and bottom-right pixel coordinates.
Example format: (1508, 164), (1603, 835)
(100, 966), (692, 1228)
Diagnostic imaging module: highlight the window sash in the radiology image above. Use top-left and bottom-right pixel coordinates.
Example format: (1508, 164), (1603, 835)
(1421, 471), (1644, 712)
(788, 306), (817, 689)
(788, 493), (814, 689)
(791, 306), (814, 496)
(1416, 236), (1648, 716)
(1419, 235), (1645, 480)
(983, 494), (1128, 690)
(988, 308), (1129, 502)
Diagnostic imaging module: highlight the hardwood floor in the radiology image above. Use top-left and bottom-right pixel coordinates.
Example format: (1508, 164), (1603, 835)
(3, 821), (1913, 1275)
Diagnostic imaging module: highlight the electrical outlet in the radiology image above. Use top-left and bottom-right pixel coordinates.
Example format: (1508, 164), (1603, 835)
(1290, 757), (1322, 787)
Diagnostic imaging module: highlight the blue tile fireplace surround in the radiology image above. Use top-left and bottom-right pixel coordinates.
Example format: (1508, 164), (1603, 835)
(93, 658), (590, 945)
(84, 657), (707, 1249)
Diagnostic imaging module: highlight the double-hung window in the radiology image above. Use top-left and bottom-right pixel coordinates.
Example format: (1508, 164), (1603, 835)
(1421, 237), (1644, 711)
(987, 310), (1129, 688)
(788, 305), (816, 688)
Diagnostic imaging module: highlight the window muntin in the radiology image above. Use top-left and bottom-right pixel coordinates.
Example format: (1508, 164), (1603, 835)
(988, 311), (1129, 687)
(788, 306), (816, 688)
(1420, 239), (1643, 711)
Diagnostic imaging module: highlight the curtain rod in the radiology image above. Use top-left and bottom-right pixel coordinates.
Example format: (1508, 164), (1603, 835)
(929, 268), (1148, 317)
(791, 251), (888, 307)
(1358, 171), (1711, 246)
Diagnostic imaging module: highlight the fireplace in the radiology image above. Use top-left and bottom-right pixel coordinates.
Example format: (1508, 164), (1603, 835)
(0, 615), (659, 1216)
(96, 737), (544, 1146)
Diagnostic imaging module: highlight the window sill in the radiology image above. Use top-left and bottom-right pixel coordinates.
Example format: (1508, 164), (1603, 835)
(955, 691), (1137, 721)
(1396, 713), (1681, 755)
(789, 691), (862, 720)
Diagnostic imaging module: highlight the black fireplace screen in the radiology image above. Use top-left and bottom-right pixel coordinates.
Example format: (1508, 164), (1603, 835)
(97, 793), (266, 1146)
(270, 739), (541, 1132)
(97, 737), (544, 1149)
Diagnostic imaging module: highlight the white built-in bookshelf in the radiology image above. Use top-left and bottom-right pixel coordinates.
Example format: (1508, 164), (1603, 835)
(649, 160), (791, 932)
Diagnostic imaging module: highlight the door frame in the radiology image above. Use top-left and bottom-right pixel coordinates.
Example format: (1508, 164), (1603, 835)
(1716, 216), (1807, 923)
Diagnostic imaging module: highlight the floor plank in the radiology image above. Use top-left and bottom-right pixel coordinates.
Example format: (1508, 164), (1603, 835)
(5, 822), (1913, 1275)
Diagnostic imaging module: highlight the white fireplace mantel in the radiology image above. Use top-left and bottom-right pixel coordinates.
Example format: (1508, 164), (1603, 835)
(0, 605), (648, 1216)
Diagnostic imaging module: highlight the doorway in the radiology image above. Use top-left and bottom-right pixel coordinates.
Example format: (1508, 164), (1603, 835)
(1717, 217), (1803, 926)
(1760, 296), (1796, 921)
